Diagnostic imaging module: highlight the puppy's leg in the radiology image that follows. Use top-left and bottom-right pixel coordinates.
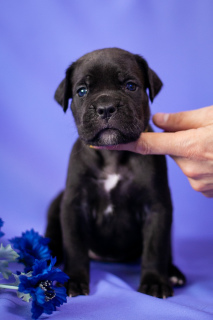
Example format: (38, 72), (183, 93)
(139, 202), (173, 298)
(45, 191), (64, 264)
(60, 192), (90, 297)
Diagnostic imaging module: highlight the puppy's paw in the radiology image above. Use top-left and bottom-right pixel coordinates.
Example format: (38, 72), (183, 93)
(169, 264), (186, 287)
(138, 282), (173, 299)
(138, 272), (173, 299)
(66, 279), (89, 297)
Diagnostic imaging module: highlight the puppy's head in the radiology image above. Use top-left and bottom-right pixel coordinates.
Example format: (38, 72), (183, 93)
(55, 48), (162, 146)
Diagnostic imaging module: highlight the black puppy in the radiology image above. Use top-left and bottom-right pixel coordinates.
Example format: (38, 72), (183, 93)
(45, 48), (185, 298)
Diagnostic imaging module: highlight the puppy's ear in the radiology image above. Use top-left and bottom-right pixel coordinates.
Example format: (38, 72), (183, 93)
(54, 63), (75, 112)
(135, 55), (163, 102)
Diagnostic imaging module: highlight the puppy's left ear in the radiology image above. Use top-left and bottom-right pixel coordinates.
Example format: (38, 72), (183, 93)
(54, 63), (75, 112)
(135, 55), (163, 102)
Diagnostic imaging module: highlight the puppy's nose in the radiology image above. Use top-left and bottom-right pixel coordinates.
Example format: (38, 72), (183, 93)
(97, 105), (116, 119)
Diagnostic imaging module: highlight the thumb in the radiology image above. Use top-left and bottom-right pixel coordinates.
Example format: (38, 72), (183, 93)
(153, 105), (213, 132)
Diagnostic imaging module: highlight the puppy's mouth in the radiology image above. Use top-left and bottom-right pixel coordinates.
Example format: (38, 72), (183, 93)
(88, 128), (126, 147)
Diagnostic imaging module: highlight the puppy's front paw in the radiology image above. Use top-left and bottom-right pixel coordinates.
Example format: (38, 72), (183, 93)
(66, 279), (89, 297)
(138, 272), (173, 299)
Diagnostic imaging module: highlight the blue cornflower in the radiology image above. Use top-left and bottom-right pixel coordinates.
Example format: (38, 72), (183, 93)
(0, 218), (4, 238)
(18, 257), (69, 319)
(10, 229), (52, 272)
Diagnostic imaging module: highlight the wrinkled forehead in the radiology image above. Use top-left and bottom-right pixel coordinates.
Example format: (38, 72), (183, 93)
(72, 49), (142, 84)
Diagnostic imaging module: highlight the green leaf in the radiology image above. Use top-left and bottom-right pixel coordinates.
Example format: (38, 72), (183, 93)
(17, 290), (31, 302)
(10, 273), (32, 302)
(0, 261), (12, 279)
(11, 271), (32, 285)
(11, 273), (21, 286)
(13, 272), (32, 302)
(0, 244), (19, 279)
(0, 244), (19, 261)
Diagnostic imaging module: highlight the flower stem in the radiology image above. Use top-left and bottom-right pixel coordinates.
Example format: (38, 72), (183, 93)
(0, 284), (18, 290)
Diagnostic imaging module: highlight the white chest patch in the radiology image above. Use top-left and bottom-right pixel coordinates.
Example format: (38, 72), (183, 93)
(104, 204), (114, 216)
(104, 174), (120, 192)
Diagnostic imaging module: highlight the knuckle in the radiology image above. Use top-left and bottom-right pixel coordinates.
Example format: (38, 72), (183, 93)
(182, 164), (199, 179)
(195, 184), (204, 192)
(193, 184), (204, 193)
(185, 138), (204, 160)
(189, 179), (206, 193)
(136, 139), (150, 155)
(190, 180), (213, 194)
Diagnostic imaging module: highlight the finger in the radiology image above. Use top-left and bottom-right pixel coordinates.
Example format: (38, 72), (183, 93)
(94, 130), (195, 157)
(202, 191), (213, 198)
(153, 105), (213, 132)
(188, 177), (213, 198)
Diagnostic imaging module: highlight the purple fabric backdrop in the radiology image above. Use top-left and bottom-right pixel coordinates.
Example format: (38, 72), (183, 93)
(0, 1), (213, 319)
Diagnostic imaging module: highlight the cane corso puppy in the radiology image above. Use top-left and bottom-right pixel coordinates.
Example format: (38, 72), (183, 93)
(45, 48), (185, 298)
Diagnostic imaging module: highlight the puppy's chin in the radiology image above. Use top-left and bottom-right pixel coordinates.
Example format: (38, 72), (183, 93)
(86, 128), (139, 147)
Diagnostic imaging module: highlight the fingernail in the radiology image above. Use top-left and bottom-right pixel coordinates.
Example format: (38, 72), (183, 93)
(89, 145), (102, 150)
(154, 113), (169, 124)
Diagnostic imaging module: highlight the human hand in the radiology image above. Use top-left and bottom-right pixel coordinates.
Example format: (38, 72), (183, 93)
(97, 106), (213, 198)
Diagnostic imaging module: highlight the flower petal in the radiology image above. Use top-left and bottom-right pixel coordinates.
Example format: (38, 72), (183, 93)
(31, 301), (44, 320)
(53, 286), (67, 305)
(47, 269), (69, 284)
(0, 218), (4, 238)
(32, 259), (48, 276)
(10, 230), (51, 272)
(35, 287), (46, 304)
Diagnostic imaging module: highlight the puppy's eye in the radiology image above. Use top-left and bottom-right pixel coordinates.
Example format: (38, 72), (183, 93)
(126, 82), (137, 91)
(77, 87), (88, 97)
